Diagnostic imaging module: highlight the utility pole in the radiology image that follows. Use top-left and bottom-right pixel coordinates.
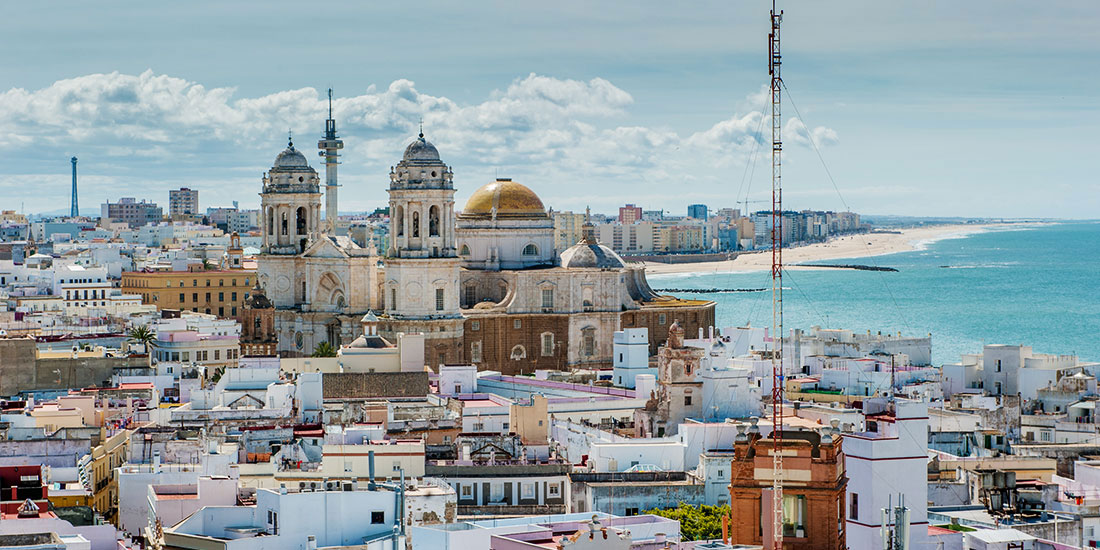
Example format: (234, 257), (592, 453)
(768, 2), (785, 549)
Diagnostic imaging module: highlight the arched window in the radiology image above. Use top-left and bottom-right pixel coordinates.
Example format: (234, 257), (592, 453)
(281, 212), (288, 235)
(296, 207), (307, 235)
(412, 211), (420, 238)
(429, 205), (440, 237)
(266, 207), (274, 235)
(460, 244), (470, 256)
(582, 288), (594, 308)
(522, 244), (538, 256)
(395, 206), (404, 236)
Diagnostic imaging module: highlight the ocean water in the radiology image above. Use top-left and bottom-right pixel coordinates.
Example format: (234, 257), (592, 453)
(647, 222), (1100, 366)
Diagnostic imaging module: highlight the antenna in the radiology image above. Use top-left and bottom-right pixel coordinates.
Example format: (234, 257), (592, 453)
(70, 156), (79, 218)
(768, 2), (785, 550)
(328, 88), (333, 120)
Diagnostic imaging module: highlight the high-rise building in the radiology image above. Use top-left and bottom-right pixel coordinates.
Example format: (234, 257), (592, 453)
(169, 187), (199, 217)
(552, 211), (586, 251)
(687, 203), (708, 220)
(618, 204), (642, 224)
(101, 198), (163, 228)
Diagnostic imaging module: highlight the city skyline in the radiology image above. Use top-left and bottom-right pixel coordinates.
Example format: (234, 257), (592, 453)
(1, 1), (1098, 218)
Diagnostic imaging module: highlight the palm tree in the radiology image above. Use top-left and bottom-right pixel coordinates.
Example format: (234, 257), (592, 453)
(128, 325), (155, 366)
(312, 341), (337, 358)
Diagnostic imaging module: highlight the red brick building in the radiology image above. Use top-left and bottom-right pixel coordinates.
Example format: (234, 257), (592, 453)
(726, 429), (848, 550)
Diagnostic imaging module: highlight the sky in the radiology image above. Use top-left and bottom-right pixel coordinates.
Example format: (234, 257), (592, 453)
(1, 1), (1098, 219)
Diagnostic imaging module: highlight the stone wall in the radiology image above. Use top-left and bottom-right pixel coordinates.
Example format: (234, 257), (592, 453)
(322, 372), (430, 399)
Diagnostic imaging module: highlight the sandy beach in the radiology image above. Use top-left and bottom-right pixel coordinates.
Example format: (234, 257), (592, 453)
(643, 223), (1018, 275)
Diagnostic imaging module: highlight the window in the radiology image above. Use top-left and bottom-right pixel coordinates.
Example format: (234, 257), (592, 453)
(541, 288), (553, 309)
(582, 328), (596, 357)
(231, 292), (237, 301)
(996, 359), (1002, 372)
(192, 293), (198, 303)
(471, 341), (482, 363)
(522, 244), (538, 255)
(218, 307), (224, 317)
(521, 482), (535, 499)
(510, 345), (526, 360)
(436, 288), (445, 311)
(684, 395), (692, 406)
(218, 292), (224, 301)
(625, 507), (639, 516)
(459, 244), (470, 256)
(782, 494), (807, 538)
(192, 279), (197, 287)
(206, 279), (211, 287)
(513, 319), (521, 329)
(370, 511), (385, 524)
(547, 483), (560, 497)
(179, 293), (185, 302)
(182, 352), (189, 361)
(219, 279), (224, 287)
(390, 288), (397, 310)
(541, 332), (554, 357)
(1041, 431), (1052, 442)
(471, 320), (480, 331)
(214, 350), (220, 360)
(659, 313), (666, 326)
(205, 292), (211, 302)
(269, 511), (278, 535)
(461, 484), (472, 497)
(849, 493), (858, 520)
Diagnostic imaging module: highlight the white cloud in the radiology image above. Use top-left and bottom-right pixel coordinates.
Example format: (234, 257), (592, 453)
(0, 71), (837, 213)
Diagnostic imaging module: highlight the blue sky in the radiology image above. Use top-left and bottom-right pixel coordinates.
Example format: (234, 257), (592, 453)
(1, 1), (1097, 218)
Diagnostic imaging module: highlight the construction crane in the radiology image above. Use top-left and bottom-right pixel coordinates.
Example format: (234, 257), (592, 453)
(768, 2), (785, 550)
(740, 198), (769, 217)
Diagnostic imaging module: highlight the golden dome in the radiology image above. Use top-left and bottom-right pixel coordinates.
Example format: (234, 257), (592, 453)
(460, 178), (548, 219)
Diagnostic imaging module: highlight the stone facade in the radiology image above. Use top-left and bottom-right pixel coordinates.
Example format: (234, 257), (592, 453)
(258, 122), (714, 367)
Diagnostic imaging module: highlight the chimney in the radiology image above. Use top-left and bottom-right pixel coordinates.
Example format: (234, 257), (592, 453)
(153, 450), (162, 474)
(307, 535), (317, 550)
(368, 450), (376, 490)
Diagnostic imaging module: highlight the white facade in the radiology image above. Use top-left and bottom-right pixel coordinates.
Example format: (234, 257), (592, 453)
(843, 398), (929, 550)
(612, 327), (652, 388)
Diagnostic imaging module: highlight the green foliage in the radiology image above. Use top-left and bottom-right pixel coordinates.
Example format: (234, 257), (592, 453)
(127, 325), (155, 346)
(312, 341), (337, 358)
(644, 503), (730, 541)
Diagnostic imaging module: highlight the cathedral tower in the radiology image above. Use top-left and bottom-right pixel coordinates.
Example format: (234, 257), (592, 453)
(382, 131), (464, 366)
(260, 137), (322, 255)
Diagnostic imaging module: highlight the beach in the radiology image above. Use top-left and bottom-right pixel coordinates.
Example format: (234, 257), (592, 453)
(642, 223), (1015, 275)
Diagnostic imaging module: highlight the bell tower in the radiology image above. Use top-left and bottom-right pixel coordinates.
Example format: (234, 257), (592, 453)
(381, 131), (464, 366)
(386, 129), (457, 259)
(260, 136), (322, 255)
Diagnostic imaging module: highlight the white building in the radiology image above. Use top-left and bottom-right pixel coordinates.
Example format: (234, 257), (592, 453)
(942, 344), (1099, 400)
(612, 327), (652, 389)
(843, 398), (929, 550)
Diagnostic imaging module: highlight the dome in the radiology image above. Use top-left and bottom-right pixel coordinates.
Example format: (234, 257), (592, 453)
(560, 241), (625, 269)
(461, 178), (547, 219)
(273, 142), (310, 170)
(403, 132), (440, 162)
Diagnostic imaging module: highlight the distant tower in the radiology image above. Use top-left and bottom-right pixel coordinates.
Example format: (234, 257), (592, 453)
(318, 88), (343, 233)
(70, 156), (79, 217)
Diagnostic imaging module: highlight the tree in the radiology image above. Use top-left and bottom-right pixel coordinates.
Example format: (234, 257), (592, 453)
(128, 324), (156, 366)
(312, 341), (337, 358)
(644, 503), (729, 542)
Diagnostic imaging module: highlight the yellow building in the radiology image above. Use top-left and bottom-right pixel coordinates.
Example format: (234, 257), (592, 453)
(79, 429), (130, 525)
(121, 269), (255, 318)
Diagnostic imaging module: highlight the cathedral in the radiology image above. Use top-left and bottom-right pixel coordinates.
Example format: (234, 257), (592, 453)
(249, 107), (715, 373)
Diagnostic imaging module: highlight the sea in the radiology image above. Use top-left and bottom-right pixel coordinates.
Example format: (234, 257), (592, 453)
(647, 221), (1100, 366)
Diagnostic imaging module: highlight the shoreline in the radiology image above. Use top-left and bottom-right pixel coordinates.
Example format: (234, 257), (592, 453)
(642, 223), (1031, 275)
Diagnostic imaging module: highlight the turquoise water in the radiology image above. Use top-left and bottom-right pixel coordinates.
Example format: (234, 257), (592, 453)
(647, 222), (1100, 366)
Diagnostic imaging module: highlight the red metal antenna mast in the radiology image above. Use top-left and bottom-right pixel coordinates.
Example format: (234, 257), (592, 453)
(769, 1), (785, 549)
